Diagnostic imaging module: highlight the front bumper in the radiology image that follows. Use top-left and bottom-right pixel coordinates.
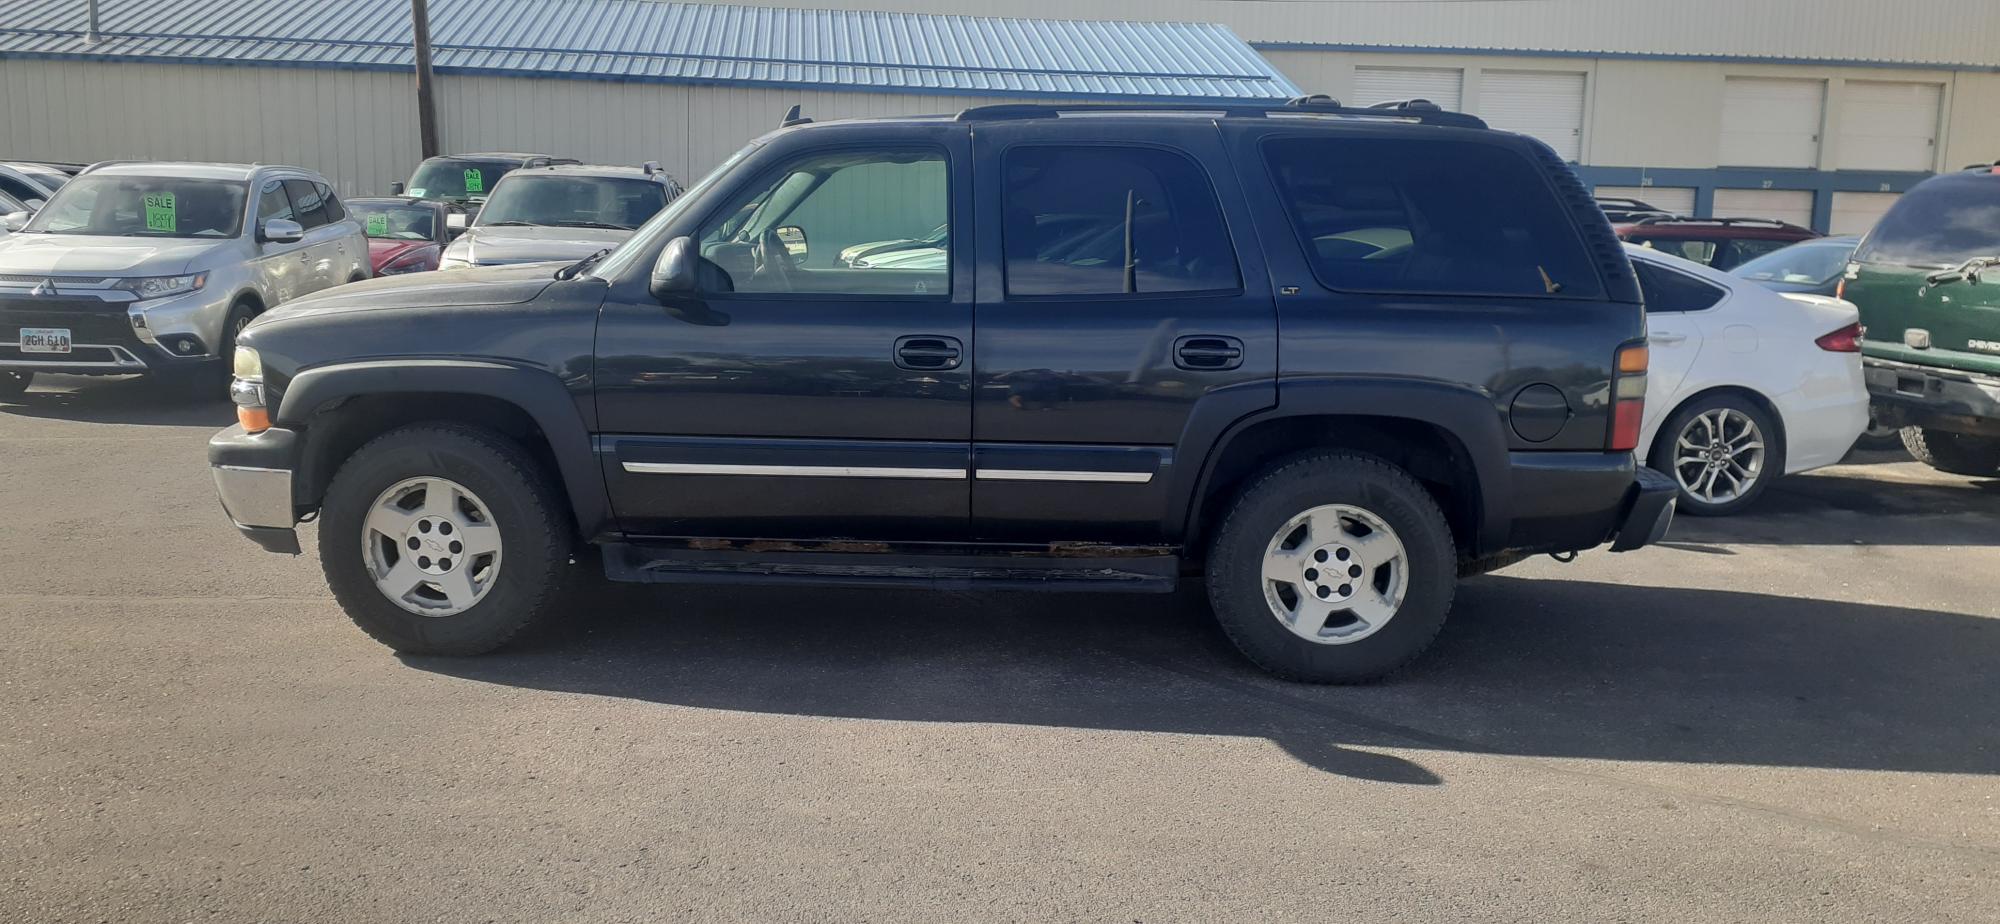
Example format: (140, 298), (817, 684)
(0, 285), (234, 375)
(209, 424), (303, 554)
(1865, 358), (2000, 438)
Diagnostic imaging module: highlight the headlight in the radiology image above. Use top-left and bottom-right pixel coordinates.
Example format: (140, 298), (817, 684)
(119, 272), (208, 299)
(232, 345), (262, 381)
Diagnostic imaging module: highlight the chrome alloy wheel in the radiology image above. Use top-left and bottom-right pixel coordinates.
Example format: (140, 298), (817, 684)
(362, 476), (503, 617)
(1671, 407), (1766, 504)
(1260, 504), (1410, 645)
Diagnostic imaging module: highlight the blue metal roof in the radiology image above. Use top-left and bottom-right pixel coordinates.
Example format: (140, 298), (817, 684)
(0, 0), (1301, 99)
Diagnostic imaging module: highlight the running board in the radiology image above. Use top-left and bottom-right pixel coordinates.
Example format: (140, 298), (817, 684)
(600, 539), (1180, 593)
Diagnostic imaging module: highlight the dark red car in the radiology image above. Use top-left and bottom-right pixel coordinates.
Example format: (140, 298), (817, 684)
(346, 197), (452, 276)
(1613, 216), (1820, 271)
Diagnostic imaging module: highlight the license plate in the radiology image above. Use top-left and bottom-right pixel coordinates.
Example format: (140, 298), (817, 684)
(19, 327), (72, 354)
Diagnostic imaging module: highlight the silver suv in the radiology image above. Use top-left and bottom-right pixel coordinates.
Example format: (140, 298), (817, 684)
(0, 162), (368, 396)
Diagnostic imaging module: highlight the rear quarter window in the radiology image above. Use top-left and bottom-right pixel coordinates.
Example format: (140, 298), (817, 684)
(1262, 135), (1603, 299)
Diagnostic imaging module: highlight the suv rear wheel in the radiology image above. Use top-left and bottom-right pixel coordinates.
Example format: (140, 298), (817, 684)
(1206, 452), (1456, 684)
(318, 423), (571, 655)
(1900, 427), (2000, 477)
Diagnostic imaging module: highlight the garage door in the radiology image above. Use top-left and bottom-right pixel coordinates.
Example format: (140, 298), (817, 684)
(1720, 77), (1824, 168)
(1713, 188), (1815, 228)
(1353, 66), (1463, 111)
(1830, 191), (1900, 236)
(1594, 185), (1695, 216)
(1836, 82), (1940, 171)
(1481, 70), (1585, 161)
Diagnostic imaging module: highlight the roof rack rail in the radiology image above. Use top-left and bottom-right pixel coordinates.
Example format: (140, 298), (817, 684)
(1630, 215), (1809, 230)
(953, 98), (1487, 130)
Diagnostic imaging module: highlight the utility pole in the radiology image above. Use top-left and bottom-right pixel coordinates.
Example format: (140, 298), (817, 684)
(411, 0), (440, 159)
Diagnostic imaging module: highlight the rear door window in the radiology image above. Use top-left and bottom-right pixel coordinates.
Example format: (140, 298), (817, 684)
(257, 180), (294, 223)
(1262, 136), (1602, 299)
(1000, 145), (1241, 297)
(283, 179), (328, 229)
(1633, 260), (1726, 312)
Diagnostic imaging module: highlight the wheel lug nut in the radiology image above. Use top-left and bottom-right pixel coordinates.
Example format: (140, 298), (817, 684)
(1305, 568), (1319, 581)
(417, 556), (431, 569)
(1313, 549), (1328, 562)
(449, 541), (462, 554)
(407, 537), (420, 550)
(418, 521), (431, 533)
(439, 558), (451, 571)
(1338, 583), (1353, 596)
(1335, 548), (1350, 561)
(439, 522), (453, 536)
(1348, 564), (1362, 577)
(1315, 586), (1331, 598)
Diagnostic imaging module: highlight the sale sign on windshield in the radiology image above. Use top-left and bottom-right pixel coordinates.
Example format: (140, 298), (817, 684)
(144, 192), (176, 233)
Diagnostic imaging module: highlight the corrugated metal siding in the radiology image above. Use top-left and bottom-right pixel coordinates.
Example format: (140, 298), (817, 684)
(0, 0), (1300, 99)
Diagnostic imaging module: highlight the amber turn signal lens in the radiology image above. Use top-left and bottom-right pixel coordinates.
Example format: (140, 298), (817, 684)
(238, 405), (271, 433)
(1616, 343), (1648, 373)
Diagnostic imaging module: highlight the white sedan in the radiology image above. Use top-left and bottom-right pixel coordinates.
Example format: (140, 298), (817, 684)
(1627, 244), (1868, 515)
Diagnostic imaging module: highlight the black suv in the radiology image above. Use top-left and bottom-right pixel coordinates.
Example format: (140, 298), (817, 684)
(209, 101), (1675, 683)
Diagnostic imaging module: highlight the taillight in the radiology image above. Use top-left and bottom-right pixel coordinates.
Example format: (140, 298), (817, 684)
(1610, 342), (1647, 451)
(1816, 322), (1862, 352)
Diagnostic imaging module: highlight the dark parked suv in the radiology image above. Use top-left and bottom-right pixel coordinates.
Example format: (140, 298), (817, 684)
(208, 101), (1675, 683)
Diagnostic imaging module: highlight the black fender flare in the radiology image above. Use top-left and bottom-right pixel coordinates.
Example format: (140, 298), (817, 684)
(1175, 377), (1514, 553)
(276, 358), (609, 538)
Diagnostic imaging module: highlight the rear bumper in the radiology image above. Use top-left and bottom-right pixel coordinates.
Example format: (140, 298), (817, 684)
(1497, 451), (1674, 555)
(209, 424), (303, 554)
(1865, 358), (2000, 437)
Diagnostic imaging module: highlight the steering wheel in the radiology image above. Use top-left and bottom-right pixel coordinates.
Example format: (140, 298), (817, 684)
(750, 227), (797, 293)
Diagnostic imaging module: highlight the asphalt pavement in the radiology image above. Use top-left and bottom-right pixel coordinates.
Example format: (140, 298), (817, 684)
(2, 374), (1996, 923)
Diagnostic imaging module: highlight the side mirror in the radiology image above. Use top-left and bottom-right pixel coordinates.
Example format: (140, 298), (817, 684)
(260, 218), (304, 244)
(775, 225), (808, 258)
(389, 181), (406, 195)
(650, 235), (698, 297)
(0, 211), (27, 232)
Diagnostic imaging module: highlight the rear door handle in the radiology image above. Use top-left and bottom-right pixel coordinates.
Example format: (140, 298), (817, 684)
(1174, 335), (1244, 371)
(895, 335), (962, 370)
(1649, 332), (1688, 345)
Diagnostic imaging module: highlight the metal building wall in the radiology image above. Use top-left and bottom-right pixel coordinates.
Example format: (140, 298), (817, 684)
(0, 58), (417, 198)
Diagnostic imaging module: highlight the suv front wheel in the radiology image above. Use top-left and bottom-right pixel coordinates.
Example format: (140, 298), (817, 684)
(1206, 452), (1457, 683)
(318, 423), (571, 655)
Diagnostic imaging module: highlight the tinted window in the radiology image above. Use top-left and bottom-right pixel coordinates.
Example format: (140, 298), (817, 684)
(1633, 260), (1726, 313)
(1263, 136), (1602, 299)
(284, 180), (327, 229)
(317, 182), (345, 222)
(1731, 238), (1856, 286)
(257, 180), (294, 223)
(475, 175), (668, 230)
(350, 201), (436, 240)
(0, 175), (41, 204)
(698, 148), (948, 297)
(1001, 145), (1239, 297)
(1855, 173), (2000, 268)
(24, 175), (248, 238)
(407, 158), (518, 203)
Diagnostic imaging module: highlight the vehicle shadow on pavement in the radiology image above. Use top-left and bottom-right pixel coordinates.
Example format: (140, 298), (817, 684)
(409, 573), (2000, 783)
(1668, 466), (2000, 547)
(0, 375), (235, 426)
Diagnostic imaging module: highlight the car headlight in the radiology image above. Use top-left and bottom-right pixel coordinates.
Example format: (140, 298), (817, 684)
(232, 345), (263, 382)
(119, 272), (208, 300)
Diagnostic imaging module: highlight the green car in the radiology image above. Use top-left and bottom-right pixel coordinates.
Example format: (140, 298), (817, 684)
(1849, 164), (2000, 475)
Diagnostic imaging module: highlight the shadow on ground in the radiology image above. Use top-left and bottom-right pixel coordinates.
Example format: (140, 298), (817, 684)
(0, 374), (234, 427)
(411, 574), (2000, 784)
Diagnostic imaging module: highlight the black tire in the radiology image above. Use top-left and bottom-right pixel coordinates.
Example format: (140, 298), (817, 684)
(0, 370), (31, 401)
(1205, 451), (1457, 684)
(1900, 427), (2000, 477)
(318, 423), (572, 655)
(1649, 393), (1784, 517)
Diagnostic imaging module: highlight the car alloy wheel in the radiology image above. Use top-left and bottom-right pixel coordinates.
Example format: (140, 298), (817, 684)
(361, 476), (503, 617)
(1671, 407), (1765, 504)
(1260, 503), (1410, 645)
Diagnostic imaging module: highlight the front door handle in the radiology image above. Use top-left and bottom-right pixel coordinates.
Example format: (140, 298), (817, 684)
(895, 335), (962, 370)
(1174, 335), (1244, 371)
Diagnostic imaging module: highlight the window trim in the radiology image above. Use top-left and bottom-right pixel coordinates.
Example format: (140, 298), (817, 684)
(1631, 256), (1728, 314)
(690, 141), (956, 303)
(997, 139), (1245, 303)
(1257, 131), (1608, 302)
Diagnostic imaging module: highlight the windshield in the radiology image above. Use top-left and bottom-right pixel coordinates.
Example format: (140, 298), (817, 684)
(1730, 238), (1857, 286)
(406, 158), (518, 203)
(1854, 174), (2000, 268)
(591, 143), (759, 280)
(473, 175), (667, 231)
(23, 175), (248, 238)
(350, 201), (436, 240)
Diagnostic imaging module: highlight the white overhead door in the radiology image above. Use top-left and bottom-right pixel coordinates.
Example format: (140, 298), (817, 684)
(1714, 188), (1815, 228)
(1720, 77), (1824, 167)
(1593, 185), (1695, 216)
(1836, 81), (1940, 171)
(1830, 191), (1900, 236)
(1481, 70), (1585, 162)
(1353, 66), (1463, 111)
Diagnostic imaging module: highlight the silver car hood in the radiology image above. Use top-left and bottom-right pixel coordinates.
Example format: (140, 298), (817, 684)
(0, 233), (226, 277)
(448, 225), (630, 266)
